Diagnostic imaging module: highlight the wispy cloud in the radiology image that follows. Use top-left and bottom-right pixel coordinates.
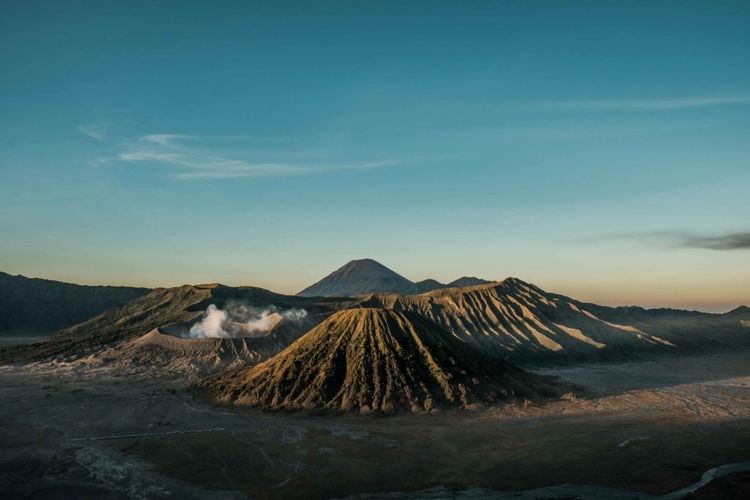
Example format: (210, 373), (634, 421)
(618, 231), (750, 251)
(537, 92), (750, 112)
(93, 132), (401, 180)
(141, 134), (192, 146)
(174, 160), (398, 179)
(77, 123), (111, 141)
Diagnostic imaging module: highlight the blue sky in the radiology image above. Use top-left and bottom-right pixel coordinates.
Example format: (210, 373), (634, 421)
(1, 1), (748, 310)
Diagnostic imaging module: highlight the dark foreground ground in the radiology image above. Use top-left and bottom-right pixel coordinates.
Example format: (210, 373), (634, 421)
(1, 352), (749, 499)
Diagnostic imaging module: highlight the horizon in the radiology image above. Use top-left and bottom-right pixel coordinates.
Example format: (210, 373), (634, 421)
(1, 1), (749, 313)
(2, 256), (747, 314)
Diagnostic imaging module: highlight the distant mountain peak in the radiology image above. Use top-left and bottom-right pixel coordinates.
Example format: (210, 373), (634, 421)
(413, 278), (445, 294)
(348, 258), (380, 264)
(297, 258), (417, 297)
(416, 278), (443, 285)
(338, 259), (396, 274)
(297, 259), (496, 297)
(725, 305), (750, 316)
(446, 276), (492, 288)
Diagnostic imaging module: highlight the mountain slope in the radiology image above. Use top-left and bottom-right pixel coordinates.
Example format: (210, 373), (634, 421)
(0, 271), (149, 335)
(359, 278), (750, 363)
(297, 259), (418, 297)
(101, 320), (315, 377)
(0, 283), (349, 363)
(202, 308), (560, 414)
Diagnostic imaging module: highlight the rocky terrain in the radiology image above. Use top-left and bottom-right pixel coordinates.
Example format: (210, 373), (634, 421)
(0, 283), (349, 365)
(98, 323), (311, 378)
(0, 261), (748, 498)
(360, 277), (750, 364)
(1, 260), (748, 372)
(202, 308), (560, 414)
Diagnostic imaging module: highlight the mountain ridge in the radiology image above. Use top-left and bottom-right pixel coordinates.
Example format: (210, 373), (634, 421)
(2, 264), (747, 367)
(201, 307), (561, 414)
(358, 277), (750, 363)
(0, 271), (149, 335)
(0, 283), (351, 363)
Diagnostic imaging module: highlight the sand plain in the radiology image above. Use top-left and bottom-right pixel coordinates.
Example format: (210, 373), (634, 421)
(1, 351), (749, 499)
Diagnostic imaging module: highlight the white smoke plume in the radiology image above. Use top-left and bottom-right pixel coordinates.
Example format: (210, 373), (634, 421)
(186, 302), (308, 339)
(188, 304), (229, 338)
(242, 310), (284, 333)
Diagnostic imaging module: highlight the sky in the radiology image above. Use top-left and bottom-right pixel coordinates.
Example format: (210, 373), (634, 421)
(0, 1), (748, 311)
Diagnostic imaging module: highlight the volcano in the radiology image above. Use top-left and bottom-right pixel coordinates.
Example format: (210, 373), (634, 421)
(102, 323), (312, 377)
(297, 259), (419, 297)
(296, 258), (493, 297)
(4, 266), (747, 368)
(0, 283), (351, 364)
(202, 308), (559, 414)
